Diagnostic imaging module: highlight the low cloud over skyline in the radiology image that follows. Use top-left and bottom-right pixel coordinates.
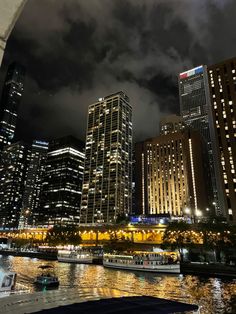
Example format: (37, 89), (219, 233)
(1, 0), (236, 142)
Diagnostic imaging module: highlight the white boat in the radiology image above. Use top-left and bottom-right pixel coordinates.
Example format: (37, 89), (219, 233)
(57, 250), (93, 264)
(0, 270), (17, 292)
(103, 252), (180, 274)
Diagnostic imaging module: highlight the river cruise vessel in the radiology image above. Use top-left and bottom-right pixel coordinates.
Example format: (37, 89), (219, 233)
(103, 252), (180, 274)
(58, 246), (103, 264)
(58, 250), (94, 264)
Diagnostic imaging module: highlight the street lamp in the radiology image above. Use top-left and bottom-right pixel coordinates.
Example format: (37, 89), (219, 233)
(184, 207), (194, 223)
(195, 210), (202, 217)
(184, 207), (191, 215)
(195, 209), (202, 223)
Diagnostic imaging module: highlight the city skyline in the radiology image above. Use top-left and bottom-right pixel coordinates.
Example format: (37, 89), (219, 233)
(0, 1), (235, 227)
(1, 3), (236, 313)
(1, 0), (236, 143)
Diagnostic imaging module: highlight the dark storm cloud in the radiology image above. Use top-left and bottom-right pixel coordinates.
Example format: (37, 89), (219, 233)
(1, 0), (235, 142)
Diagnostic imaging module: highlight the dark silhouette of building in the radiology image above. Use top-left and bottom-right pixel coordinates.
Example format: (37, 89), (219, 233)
(0, 62), (25, 152)
(208, 57), (236, 223)
(39, 136), (85, 227)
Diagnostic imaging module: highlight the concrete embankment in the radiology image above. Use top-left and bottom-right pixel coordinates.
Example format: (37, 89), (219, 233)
(181, 262), (236, 278)
(0, 249), (57, 260)
(0, 249), (103, 264)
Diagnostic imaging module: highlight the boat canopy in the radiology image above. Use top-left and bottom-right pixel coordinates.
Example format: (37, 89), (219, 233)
(38, 265), (54, 269)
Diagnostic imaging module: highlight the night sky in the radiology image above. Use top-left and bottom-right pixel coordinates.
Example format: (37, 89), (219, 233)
(1, 0), (236, 143)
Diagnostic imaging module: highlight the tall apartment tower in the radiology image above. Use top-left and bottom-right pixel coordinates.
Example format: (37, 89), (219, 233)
(135, 116), (209, 218)
(39, 136), (85, 227)
(0, 141), (29, 229)
(80, 91), (132, 224)
(208, 57), (236, 222)
(178, 65), (219, 213)
(0, 62), (25, 151)
(18, 140), (48, 229)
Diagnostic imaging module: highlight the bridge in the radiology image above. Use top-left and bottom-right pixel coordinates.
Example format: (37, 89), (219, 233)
(0, 224), (167, 245)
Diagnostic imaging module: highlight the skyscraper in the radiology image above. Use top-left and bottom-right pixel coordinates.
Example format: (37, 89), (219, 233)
(80, 91), (132, 224)
(179, 65), (219, 213)
(0, 62), (25, 151)
(135, 116), (209, 218)
(0, 141), (29, 229)
(208, 57), (236, 222)
(18, 140), (48, 229)
(39, 136), (85, 227)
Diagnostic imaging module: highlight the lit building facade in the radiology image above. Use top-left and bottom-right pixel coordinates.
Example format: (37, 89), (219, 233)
(80, 91), (132, 224)
(135, 118), (209, 218)
(0, 141), (29, 229)
(39, 136), (84, 227)
(208, 57), (236, 222)
(0, 62), (25, 151)
(18, 140), (48, 229)
(179, 65), (220, 213)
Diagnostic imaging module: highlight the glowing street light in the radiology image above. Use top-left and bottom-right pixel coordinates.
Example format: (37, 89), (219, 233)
(195, 210), (202, 217)
(184, 207), (191, 215)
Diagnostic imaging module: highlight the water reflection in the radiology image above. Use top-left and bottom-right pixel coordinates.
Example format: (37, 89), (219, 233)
(1, 255), (236, 313)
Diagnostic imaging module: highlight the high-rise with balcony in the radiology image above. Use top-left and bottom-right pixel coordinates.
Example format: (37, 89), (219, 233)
(179, 65), (221, 214)
(80, 91), (132, 224)
(0, 62), (25, 151)
(208, 57), (236, 223)
(39, 136), (85, 227)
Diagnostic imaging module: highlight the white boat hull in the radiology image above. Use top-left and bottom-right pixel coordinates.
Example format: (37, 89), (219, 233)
(0, 271), (16, 292)
(103, 261), (180, 274)
(58, 257), (93, 264)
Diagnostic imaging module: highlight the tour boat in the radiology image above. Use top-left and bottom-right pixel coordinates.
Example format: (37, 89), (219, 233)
(0, 270), (17, 292)
(57, 249), (94, 264)
(103, 251), (180, 274)
(34, 265), (59, 287)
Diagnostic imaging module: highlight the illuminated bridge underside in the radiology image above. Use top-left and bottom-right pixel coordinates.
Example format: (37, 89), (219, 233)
(0, 225), (166, 245)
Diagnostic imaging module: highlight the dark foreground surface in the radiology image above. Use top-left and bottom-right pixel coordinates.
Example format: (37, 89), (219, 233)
(34, 296), (199, 314)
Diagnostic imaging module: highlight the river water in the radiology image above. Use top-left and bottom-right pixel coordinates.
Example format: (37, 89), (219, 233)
(1, 255), (236, 313)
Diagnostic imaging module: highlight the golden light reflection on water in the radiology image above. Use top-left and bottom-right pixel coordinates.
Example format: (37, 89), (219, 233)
(1, 255), (236, 314)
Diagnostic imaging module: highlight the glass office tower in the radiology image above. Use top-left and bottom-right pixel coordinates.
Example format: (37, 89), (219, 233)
(179, 65), (219, 214)
(40, 136), (85, 227)
(0, 62), (25, 151)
